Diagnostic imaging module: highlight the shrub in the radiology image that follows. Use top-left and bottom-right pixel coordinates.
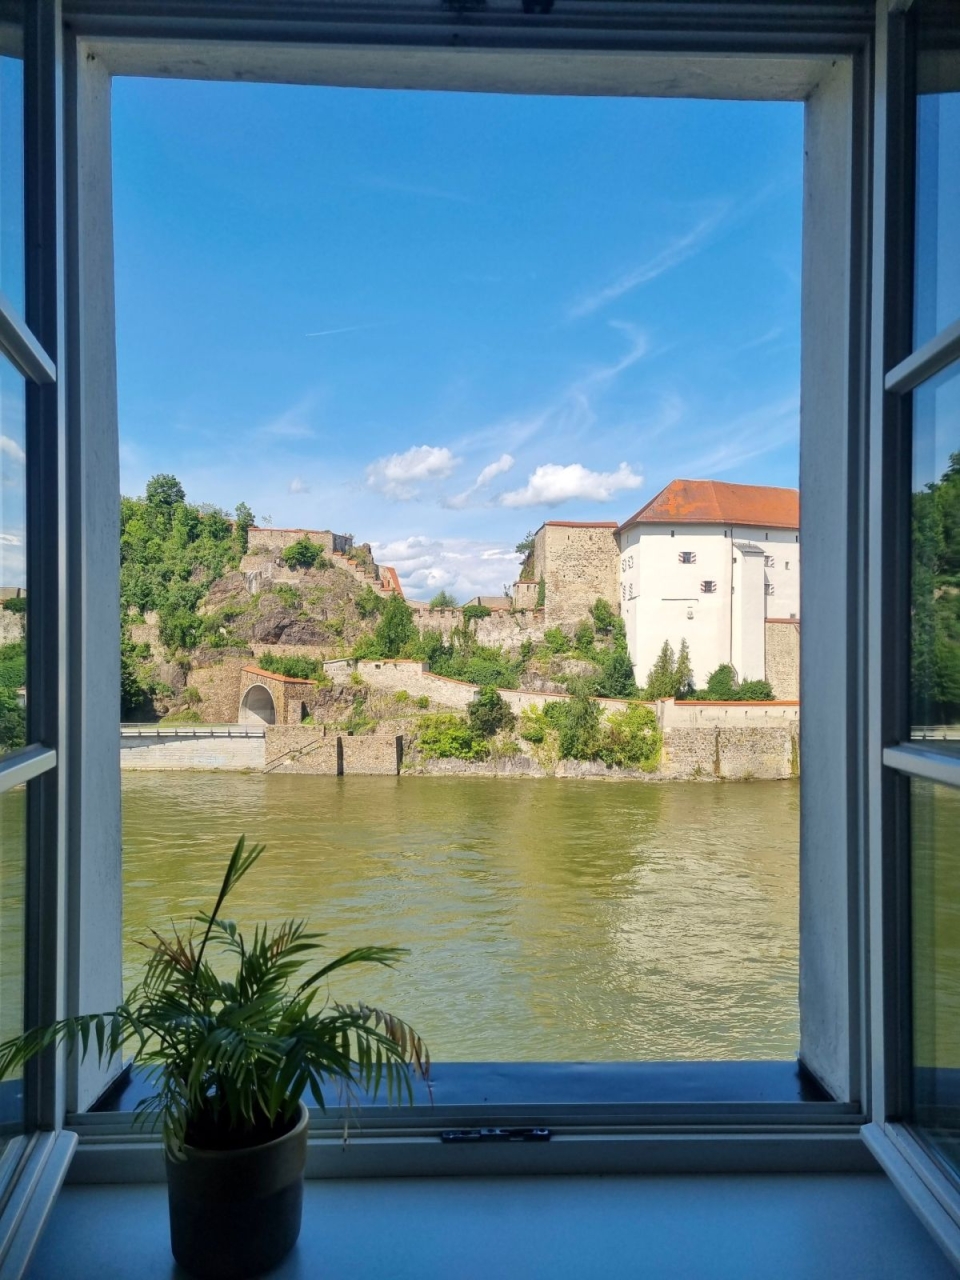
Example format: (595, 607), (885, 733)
(352, 634), (382, 660)
(429, 590), (458, 610)
(545, 691), (602, 761)
(519, 638), (534, 664)
(543, 627), (569, 655)
(160, 708), (204, 724)
(596, 650), (640, 699)
(598, 703), (662, 771)
(271, 584), (302, 610)
(574, 619), (595, 655)
(642, 637), (693, 700)
(518, 706), (548, 743)
(282, 537), (326, 570)
(414, 694), (430, 709)
(736, 678), (775, 701)
(589, 597), (615, 634)
(183, 686), (202, 706)
(2, 596), (25, 614)
(394, 690), (410, 703)
(415, 714), (486, 760)
(704, 664), (739, 701)
(374, 596), (417, 658)
(256, 652), (329, 683)
(467, 687), (516, 738)
(355, 585), (384, 619)
(462, 603), (492, 622)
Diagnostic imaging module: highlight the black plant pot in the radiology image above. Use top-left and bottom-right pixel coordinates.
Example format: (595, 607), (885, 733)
(166, 1102), (309, 1280)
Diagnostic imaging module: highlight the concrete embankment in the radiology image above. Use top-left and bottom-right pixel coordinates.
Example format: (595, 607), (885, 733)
(120, 725), (265, 771)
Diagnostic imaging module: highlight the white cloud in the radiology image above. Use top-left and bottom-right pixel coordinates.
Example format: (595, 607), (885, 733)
(569, 208), (729, 319)
(0, 533), (22, 545)
(0, 436), (25, 465)
(366, 445), (460, 500)
(372, 534), (521, 602)
(258, 396), (317, 441)
(500, 461), (643, 509)
(446, 452), (515, 509)
(288, 477), (311, 494)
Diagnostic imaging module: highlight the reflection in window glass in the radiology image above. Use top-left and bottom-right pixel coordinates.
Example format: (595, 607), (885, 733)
(0, 784), (24, 1148)
(0, 28), (23, 317)
(0, 355), (24, 758)
(912, 778), (960, 1178)
(914, 0), (960, 348)
(911, 362), (960, 745)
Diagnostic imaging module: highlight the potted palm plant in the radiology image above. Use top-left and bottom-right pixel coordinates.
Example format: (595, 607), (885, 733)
(0, 837), (429, 1280)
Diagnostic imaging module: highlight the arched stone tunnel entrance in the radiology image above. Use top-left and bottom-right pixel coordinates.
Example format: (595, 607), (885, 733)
(239, 683), (276, 725)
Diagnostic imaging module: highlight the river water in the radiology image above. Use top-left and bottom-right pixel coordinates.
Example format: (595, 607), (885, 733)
(121, 773), (799, 1062)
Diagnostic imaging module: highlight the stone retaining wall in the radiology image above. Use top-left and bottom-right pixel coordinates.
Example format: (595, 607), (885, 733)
(120, 732), (264, 771)
(765, 619), (800, 700)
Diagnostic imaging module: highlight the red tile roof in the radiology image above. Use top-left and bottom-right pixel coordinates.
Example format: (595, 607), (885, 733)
(379, 565), (404, 597)
(620, 479), (799, 531)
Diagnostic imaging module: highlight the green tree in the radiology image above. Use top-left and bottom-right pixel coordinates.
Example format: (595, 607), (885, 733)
(589, 597), (615, 634)
(596, 649), (639, 699)
(415, 714), (486, 760)
(282, 537), (325, 570)
(574, 619), (595, 655)
(233, 502), (254, 553)
(674, 638), (694, 699)
(598, 703), (662, 770)
(145, 473), (186, 512)
(462, 603), (492, 622)
(429, 590), (458, 610)
(536, 573), (546, 608)
(543, 627), (568, 655)
(374, 595), (417, 658)
(704, 663), (739, 701)
(467, 686), (516, 738)
(644, 640), (677, 700)
(355, 585), (384, 619)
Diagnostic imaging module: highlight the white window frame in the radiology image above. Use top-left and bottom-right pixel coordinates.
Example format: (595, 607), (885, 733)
(11, 0), (960, 1264)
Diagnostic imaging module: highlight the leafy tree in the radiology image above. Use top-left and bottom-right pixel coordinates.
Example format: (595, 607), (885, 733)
(598, 703), (662, 771)
(589, 597), (615, 634)
(0, 690), (24, 751)
(596, 649), (639, 699)
(282, 537), (325, 570)
(704, 663), (739, 701)
(355, 585), (384, 619)
(574, 619), (595, 655)
(145, 473), (186, 512)
(234, 501), (254, 553)
(467, 686), (516, 738)
(545, 687), (602, 760)
(374, 595), (417, 658)
(515, 532), (536, 557)
(120, 638), (150, 717)
(543, 627), (568, 655)
(737, 678), (775, 701)
(415, 714), (486, 760)
(518, 706), (547, 743)
(429, 590), (458, 610)
(2, 596), (25, 614)
(462, 603), (492, 622)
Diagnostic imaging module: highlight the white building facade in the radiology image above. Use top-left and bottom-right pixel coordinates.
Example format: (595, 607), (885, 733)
(617, 480), (800, 692)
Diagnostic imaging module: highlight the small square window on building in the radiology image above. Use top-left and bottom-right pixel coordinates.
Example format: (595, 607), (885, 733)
(679, 551), (696, 564)
(670, 530), (675, 538)
(764, 555), (775, 568)
(785, 560), (790, 569)
(765, 582), (775, 595)
(700, 580), (717, 594)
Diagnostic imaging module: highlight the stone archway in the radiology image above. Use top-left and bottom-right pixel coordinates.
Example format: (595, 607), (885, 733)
(239, 683), (276, 725)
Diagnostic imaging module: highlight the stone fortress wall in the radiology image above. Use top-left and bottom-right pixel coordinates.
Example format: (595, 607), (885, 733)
(533, 523), (621, 628)
(246, 527), (353, 555)
(764, 619), (801, 700)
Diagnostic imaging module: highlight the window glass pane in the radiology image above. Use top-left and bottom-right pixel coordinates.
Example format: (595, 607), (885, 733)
(914, 0), (960, 348)
(0, 782), (24, 1146)
(911, 776), (960, 1178)
(0, 10), (23, 317)
(0, 353), (24, 757)
(911, 361), (960, 746)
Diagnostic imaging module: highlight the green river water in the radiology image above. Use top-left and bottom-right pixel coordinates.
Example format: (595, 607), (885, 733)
(120, 773), (800, 1062)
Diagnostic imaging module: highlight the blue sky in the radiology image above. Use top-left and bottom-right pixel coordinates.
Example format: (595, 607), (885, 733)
(113, 80), (802, 600)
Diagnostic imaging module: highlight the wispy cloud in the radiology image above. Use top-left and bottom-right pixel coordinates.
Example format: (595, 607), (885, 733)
(257, 396), (317, 441)
(568, 207), (729, 320)
(372, 534), (519, 601)
(366, 445), (461, 500)
(684, 393), (799, 477)
(0, 436), (25, 465)
(500, 461), (643, 508)
(446, 452), (515, 509)
(288, 477), (310, 494)
(305, 322), (388, 339)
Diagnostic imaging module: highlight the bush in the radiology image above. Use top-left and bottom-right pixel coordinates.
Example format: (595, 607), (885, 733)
(415, 714), (486, 760)
(0, 689), (24, 751)
(467, 686), (516, 738)
(702, 664), (775, 702)
(518, 707), (548, 743)
(282, 537), (326, 570)
(271, 584), (302, 610)
(736, 678), (775, 701)
(355, 586), (384, 619)
(352, 634), (381, 660)
(596, 650), (640, 699)
(574, 619), (595, 655)
(589, 597), (615, 634)
(2, 596), (25, 614)
(598, 703), (662, 771)
(414, 694), (430, 709)
(545, 691), (602, 761)
(394, 690), (410, 703)
(160, 708), (203, 724)
(543, 627), (569, 655)
(373, 596), (417, 658)
(462, 603), (492, 622)
(256, 652), (329, 683)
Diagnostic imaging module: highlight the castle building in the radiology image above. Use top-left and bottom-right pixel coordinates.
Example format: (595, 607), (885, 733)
(617, 479), (800, 691)
(512, 520), (620, 627)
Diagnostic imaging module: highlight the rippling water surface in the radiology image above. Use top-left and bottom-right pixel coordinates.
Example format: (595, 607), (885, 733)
(122, 773), (799, 1061)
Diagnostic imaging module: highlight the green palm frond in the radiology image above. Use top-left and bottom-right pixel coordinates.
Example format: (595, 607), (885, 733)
(0, 837), (429, 1156)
